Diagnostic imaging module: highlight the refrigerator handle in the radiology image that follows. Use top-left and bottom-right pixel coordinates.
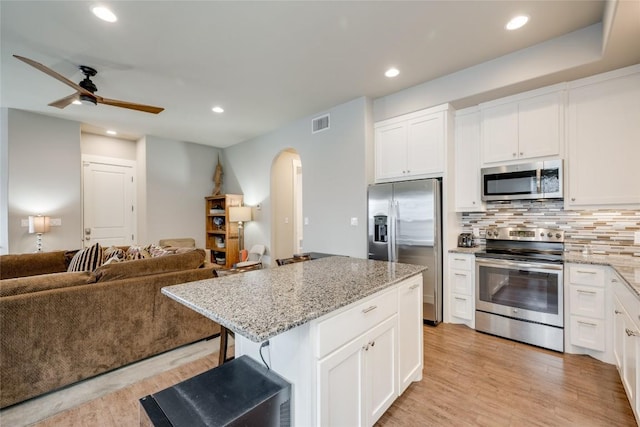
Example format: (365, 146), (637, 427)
(387, 200), (393, 261)
(392, 200), (400, 262)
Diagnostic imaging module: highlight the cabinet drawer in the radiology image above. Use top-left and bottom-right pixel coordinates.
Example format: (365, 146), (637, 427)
(451, 294), (473, 321)
(451, 270), (473, 295)
(570, 315), (606, 351)
(568, 264), (606, 287)
(450, 255), (473, 271)
(316, 289), (397, 359)
(569, 285), (605, 319)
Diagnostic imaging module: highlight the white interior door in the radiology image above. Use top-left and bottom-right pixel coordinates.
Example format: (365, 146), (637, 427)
(292, 157), (303, 254)
(82, 156), (136, 247)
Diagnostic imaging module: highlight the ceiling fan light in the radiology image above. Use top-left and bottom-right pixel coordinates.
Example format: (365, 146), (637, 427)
(72, 99), (82, 105)
(92, 6), (117, 23)
(506, 15), (529, 30)
(79, 94), (97, 106)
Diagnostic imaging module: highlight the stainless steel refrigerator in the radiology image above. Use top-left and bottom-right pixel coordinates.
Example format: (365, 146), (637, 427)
(367, 179), (442, 325)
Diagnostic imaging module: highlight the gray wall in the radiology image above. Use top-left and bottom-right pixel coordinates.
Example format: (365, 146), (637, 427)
(144, 135), (221, 248)
(81, 132), (137, 160)
(223, 97), (373, 261)
(6, 109), (82, 253)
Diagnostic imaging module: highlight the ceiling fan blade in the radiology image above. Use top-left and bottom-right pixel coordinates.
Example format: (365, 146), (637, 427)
(48, 93), (79, 109)
(13, 55), (93, 96)
(98, 97), (164, 114)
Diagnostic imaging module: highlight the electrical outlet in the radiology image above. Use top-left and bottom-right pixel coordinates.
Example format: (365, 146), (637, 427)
(473, 227), (479, 237)
(635, 231), (640, 245)
(50, 218), (62, 226)
(304, 217), (309, 225)
(350, 217), (358, 226)
(21, 219), (29, 227)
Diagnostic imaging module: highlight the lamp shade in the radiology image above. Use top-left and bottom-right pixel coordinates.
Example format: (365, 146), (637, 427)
(229, 206), (251, 223)
(29, 215), (50, 234)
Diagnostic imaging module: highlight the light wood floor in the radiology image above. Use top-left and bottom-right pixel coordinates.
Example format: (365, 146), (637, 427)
(3, 323), (636, 426)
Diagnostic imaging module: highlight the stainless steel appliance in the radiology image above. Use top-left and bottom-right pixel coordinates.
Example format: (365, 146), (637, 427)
(457, 233), (475, 248)
(475, 227), (565, 352)
(368, 179), (442, 325)
(481, 159), (563, 201)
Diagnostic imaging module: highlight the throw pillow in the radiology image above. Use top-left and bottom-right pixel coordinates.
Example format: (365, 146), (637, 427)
(102, 246), (126, 263)
(67, 243), (103, 272)
(125, 245), (150, 260)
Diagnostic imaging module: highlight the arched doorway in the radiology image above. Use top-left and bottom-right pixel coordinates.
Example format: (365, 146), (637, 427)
(270, 149), (303, 263)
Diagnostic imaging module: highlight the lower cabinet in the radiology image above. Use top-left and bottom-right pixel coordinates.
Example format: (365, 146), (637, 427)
(397, 275), (423, 393)
(448, 253), (475, 326)
(613, 276), (640, 422)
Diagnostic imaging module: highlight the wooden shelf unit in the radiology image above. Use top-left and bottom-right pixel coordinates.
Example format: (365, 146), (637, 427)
(205, 194), (243, 269)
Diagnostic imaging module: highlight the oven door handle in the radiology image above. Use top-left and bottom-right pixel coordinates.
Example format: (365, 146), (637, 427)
(476, 258), (563, 271)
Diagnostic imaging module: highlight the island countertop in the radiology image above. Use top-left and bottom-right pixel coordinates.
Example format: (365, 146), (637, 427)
(162, 256), (426, 343)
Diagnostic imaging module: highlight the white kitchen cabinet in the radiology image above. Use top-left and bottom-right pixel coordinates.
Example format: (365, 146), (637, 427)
(397, 275), (423, 393)
(454, 108), (484, 211)
(318, 315), (397, 427)
(566, 65), (640, 208)
(566, 264), (608, 353)
(612, 275), (640, 422)
(448, 253), (475, 326)
(375, 104), (450, 182)
(480, 89), (563, 165)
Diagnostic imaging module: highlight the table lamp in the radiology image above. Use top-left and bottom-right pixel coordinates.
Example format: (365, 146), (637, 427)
(229, 206), (251, 252)
(29, 215), (50, 252)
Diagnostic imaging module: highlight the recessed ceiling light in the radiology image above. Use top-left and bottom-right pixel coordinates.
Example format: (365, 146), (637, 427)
(506, 15), (529, 31)
(92, 6), (117, 23)
(106, 130), (117, 135)
(72, 100), (82, 105)
(385, 68), (400, 78)
(212, 106), (224, 113)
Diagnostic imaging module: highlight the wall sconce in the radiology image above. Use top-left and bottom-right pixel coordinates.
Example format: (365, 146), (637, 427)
(229, 206), (252, 252)
(29, 215), (50, 252)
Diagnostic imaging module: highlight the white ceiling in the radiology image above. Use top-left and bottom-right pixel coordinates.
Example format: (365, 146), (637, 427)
(1, 1), (639, 147)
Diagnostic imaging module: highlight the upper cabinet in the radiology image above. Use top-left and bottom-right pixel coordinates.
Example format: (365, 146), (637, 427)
(375, 104), (450, 182)
(454, 108), (484, 212)
(565, 65), (640, 209)
(480, 87), (564, 166)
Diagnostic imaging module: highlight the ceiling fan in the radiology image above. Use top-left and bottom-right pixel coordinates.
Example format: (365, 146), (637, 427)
(13, 55), (164, 114)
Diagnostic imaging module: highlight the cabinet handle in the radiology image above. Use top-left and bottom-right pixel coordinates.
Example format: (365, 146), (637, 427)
(615, 310), (623, 315)
(625, 328), (639, 337)
(512, 153), (516, 157)
(454, 273), (466, 277)
(519, 152), (523, 156)
(370, 340), (375, 347)
(362, 305), (377, 314)
(578, 320), (598, 327)
(571, 198), (576, 202)
(576, 270), (597, 274)
(472, 201), (476, 204)
(576, 289), (597, 295)
(362, 343), (369, 351)
(611, 279), (619, 283)
(409, 283), (420, 290)
(454, 258), (466, 261)
(454, 297), (466, 301)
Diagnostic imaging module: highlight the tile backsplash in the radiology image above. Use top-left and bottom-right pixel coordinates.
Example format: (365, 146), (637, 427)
(461, 200), (640, 257)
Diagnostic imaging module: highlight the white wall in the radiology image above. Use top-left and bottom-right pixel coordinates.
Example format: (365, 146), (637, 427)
(1, 109), (9, 254)
(223, 97), (371, 261)
(144, 135), (221, 248)
(81, 132), (137, 160)
(271, 150), (297, 260)
(6, 109), (82, 253)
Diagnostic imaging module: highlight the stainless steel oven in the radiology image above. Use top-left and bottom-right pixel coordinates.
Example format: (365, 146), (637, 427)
(475, 227), (565, 352)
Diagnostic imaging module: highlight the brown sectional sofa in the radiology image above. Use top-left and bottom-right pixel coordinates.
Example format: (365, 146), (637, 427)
(0, 248), (220, 408)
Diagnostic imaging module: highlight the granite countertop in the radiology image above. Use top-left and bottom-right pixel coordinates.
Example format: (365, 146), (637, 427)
(449, 246), (484, 254)
(162, 256), (426, 343)
(564, 252), (640, 297)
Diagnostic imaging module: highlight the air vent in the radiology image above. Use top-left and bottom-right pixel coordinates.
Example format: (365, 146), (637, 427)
(312, 114), (330, 134)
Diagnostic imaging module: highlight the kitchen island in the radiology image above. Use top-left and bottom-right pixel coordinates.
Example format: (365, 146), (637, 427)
(162, 256), (426, 426)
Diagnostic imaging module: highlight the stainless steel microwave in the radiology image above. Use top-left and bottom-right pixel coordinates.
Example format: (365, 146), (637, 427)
(481, 160), (563, 201)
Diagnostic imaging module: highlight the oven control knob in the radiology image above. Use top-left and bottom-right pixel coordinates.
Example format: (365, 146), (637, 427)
(547, 232), (553, 238)
(540, 232), (544, 237)
(555, 233), (561, 239)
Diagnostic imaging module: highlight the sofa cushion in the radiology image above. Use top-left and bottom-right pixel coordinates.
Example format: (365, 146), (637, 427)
(125, 245), (150, 260)
(67, 243), (103, 272)
(0, 251), (69, 280)
(103, 246), (126, 263)
(0, 271), (92, 297)
(90, 249), (205, 283)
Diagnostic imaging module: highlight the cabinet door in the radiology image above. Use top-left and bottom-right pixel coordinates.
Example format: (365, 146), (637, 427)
(406, 113), (444, 176)
(614, 296), (625, 369)
(622, 310), (638, 414)
(570, 315), (606, 351)
(517, 92), (562, 160)
(481, 102), (518, 164)
(454, 110), (483, 211)
(364, 316), (398, 426)
(567, 71), (640, 207)
(398, 277), (422, 393)
(451, 294), (473, 321)
(451, 270), (472, 295)
(375, 122), (407, 181)
(317, 336), (365, 427)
